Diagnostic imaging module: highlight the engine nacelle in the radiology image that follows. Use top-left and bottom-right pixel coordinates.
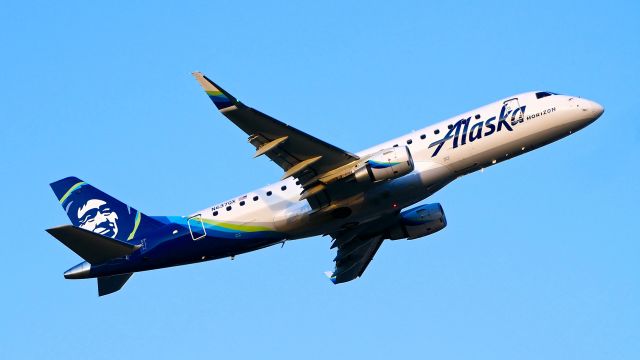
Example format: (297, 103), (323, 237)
(354, 146), (414, 183)
(389, 203), (447, 240)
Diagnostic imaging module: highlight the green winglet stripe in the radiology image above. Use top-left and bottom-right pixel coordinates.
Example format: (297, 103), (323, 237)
(206, 90), (224, 97)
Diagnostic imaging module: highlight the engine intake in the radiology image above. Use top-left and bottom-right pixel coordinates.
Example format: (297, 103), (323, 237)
(389, 203), (447, 240)
(354, 146), (414, 183)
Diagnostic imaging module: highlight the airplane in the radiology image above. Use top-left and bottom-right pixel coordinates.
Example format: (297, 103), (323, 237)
(46, 72), (604, 295)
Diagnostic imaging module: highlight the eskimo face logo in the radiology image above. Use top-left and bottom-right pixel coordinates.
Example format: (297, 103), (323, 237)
(76, 199), (120, 238)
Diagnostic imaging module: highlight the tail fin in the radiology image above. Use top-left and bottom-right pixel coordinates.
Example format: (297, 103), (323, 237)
(50, 176), (163, 242)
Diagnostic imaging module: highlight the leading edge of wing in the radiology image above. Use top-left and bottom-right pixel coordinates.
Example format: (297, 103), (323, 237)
(191, 71), (359, 162)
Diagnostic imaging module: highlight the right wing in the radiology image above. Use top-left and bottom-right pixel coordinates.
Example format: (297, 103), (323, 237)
(327, 233), (385, 284)
(193, 72), (360, 208)
(325, 213), (400, 284)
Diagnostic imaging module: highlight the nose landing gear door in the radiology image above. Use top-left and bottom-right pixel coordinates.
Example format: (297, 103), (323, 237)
(187, 214), (206, 241)
(503, 98), (524, 126)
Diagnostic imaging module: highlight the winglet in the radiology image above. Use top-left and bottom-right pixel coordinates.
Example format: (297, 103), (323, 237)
(192, 72), (238, 110)
(324, 271), (337, 284)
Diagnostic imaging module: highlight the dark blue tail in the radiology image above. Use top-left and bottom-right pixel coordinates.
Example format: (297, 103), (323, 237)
(50, 176), (164, 242)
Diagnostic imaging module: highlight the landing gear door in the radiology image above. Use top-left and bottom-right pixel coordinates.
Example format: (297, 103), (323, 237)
(503, 98), (524, 126)
(187, 214), (206, 241)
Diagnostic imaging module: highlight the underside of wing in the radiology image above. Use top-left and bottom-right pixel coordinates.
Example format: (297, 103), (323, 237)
(325, 214), (401, 284)
(327, 233), (385, 284)
(193, 72), (360, 208)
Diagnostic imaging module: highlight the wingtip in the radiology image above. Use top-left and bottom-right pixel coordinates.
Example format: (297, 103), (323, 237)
(192, 73), (237, 110)
(324, 271), (337, 284)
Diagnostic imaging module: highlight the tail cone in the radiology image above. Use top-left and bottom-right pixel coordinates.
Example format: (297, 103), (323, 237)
(64, 261), (91, 279)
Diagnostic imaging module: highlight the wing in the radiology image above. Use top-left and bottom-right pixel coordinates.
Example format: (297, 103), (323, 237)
(325, 213), (401, 284)
(193, 72), (359, 207)
(327, 233), (385, 284)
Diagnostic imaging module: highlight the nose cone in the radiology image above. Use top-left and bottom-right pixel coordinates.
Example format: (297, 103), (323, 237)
(590, 101), (605, 119)
(574, 98), (604, 126)
(64, 261), (91, 279)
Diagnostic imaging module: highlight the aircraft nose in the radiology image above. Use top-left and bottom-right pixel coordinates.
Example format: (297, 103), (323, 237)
(575, 98), (604, 123)
(582, 99), (604, 119)
(590, 101), (605, 119)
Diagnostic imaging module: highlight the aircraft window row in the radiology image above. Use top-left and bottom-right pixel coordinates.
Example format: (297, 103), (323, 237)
(394, 132), (437, 147)
(212, 184), (292, 216)
(536, 91), (557, 99)
(390, 128), (450, 149)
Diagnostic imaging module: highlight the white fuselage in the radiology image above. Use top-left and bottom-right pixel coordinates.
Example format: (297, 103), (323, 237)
(192, 92), (603, 239)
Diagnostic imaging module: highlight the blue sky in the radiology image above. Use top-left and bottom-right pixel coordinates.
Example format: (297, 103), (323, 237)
(1, 1), (639, 359)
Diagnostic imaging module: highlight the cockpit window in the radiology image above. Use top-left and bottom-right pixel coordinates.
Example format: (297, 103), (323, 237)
(536, 91), (558, 99)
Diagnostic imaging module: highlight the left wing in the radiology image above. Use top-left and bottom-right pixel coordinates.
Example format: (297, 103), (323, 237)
(193, 72), (359, 207)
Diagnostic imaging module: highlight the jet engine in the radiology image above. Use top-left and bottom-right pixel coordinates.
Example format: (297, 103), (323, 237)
(389, 203), (447, 240)
(354, 146), (414, 183)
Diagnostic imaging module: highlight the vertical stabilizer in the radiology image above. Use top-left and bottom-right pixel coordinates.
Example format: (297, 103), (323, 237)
(50, 176), (163, 242)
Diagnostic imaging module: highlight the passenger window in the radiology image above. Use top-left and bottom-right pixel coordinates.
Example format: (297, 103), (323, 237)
(475, 114), (481, 119)
(213, 211), (218, 216)
(420, 134), (426, 140)
(281, 185), (287, 191)
(393, 144), (398, 147)
(226, 206), (232, 211)
(266, 191), (272, 196)
(240, 201), (245, 206)
(406, 139), (412, 145)
(434, 129), (440, 135)
(253, 196), (259, 201)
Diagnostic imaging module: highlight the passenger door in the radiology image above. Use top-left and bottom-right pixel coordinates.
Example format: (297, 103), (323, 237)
(187, 214), (206, 241)
(503, 98), (524, 126)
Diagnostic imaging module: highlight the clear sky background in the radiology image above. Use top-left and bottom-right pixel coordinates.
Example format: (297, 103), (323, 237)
(1, 1), (638, 359)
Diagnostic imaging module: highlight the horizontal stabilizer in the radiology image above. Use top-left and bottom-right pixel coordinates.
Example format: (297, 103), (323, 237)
(46, 225), (140, 264)
(98, 273), (133, 296)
